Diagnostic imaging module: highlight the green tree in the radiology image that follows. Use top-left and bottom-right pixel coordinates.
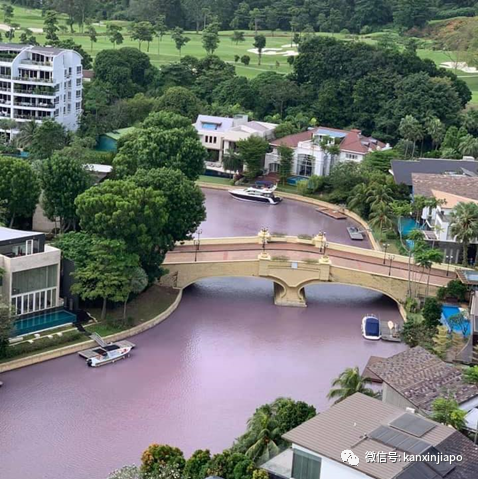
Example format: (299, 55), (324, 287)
(87, 24), (97, 52)
(362, 150), (396, 174)
(156, 86), (203, 121)
(327, 366), (377, 404)
(464, 366), (478, 385)
(244, 406), (281, 463)
(369, 202), (394, 234)
(393, 0), (432, 29)
(107, 24), (123, 49)
(141, 444), (186, 476)
(171, 27), (190, 57)
(0, 300), (13, 359)
(231, 31), (245, 45)
(401, 316), (436, 349)
(425, 117), (446, 150)
(0, 157), (40, 226)
(253, 34), (266, 65)
(44, 10), (59, 42)
(29, 120), (69, 160)
(133, 167), (206, 249)
(184, 450), (211, 479)
(274, 397), (316, 434)
(277, 145), (293, 185)
(40, 152), (92, 233)
(72, 237), (140, 320)
(2, 4), (13, 24)
(422, 297), (442, 328)
(414, 247), (443, 297)
(155, 15), (168, 56)
(14, 120), (37, 149)
(449, 202), (478, 266)
(236, 136), (269, 180)
(131, 21), (155, 52)
(459, 134), (478, 159)
(241, 55), (250, 66)
(75, 179), (168, 279)
(399, 115), (424, 158)
(202, 23), (220, 54)
(123, 266), (148, 319)
(433, 325), (452, 360)
(430, 397), (466, 430)
(223, 149), (243, 173)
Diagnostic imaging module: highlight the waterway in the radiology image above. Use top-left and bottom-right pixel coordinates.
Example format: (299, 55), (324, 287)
(0, 189), (405, 479)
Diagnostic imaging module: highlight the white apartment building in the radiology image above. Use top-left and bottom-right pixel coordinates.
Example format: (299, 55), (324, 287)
(0, 227), (62, 335)
(265, 127), (390, 177)
(193, 114), (277, 174)
(0, 43), (82, 135)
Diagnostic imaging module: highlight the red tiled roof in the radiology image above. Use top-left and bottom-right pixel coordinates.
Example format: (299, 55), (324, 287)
(270, 127), (386, 154)
(270, 128), (318, 148)
(340, 129), (386, 154)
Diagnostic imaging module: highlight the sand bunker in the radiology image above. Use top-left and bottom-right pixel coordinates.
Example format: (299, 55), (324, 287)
(440, 61), (478, 74)
(28, 27), (43, 34)
(247, 47), (299, 57)
(0, 23), (15, 32)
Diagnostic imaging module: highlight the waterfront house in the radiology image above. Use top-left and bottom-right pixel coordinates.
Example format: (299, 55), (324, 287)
(411, 173), (478, 264)
(0, 226), (63, 334)
(0, 43), (83, 137)
(264, 127), (389, 178)
(193, 114), (277, 175)
(369, 346), (478, 434)
(261, 393), (478, 479)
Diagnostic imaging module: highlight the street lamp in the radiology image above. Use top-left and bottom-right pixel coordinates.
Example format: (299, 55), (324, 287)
(446, 254), (452, 277)
(194, 228), (202, 262)
(323, 241), (329, 256)
(388, 254), (395, 276)
(260, 226), (269, 255)
(382, 243), (390, 264)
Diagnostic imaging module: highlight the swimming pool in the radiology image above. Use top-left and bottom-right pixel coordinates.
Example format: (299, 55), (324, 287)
(287, 175), (310, 186)
(14, 310), (77, 336)
(441, 304), (470, 336)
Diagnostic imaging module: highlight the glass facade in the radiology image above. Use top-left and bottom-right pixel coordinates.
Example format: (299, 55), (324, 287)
(292, 449), (322, 479)
(297, 155), (314, 177)
(11, 265), (58, 315)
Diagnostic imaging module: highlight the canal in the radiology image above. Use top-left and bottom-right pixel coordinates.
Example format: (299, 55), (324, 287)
(0, 189), (405, 479)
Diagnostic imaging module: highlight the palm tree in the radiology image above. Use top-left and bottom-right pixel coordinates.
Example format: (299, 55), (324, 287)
(408, 229), (426, 297)
(347, 183), (368, 215)
(368, 202), (393, 235)
(244, 406), (281, 463)
(328, 367), (377, 404)
(425, 117), (445, 151)
(414, 247), (444, 297)
(459, 134), (478, 159)
(399, 115), (424, 158)
(366, 183), (393, 210)
(15, 120), (37, 149)
(450, 202), (478, 266)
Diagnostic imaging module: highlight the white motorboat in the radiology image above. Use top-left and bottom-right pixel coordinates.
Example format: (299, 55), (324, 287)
(86, 344), (133, 367)
(361, 315), (381, 341)
(229, 184), (282, 205)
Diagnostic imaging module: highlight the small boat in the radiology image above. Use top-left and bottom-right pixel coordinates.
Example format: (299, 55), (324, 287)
(86, 344), (133, 367)
(347, 226), (364, 240)
(361, 315), (381, 341)
(229, 184), (282, 205)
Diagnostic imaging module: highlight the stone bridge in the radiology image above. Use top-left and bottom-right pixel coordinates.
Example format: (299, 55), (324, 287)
(161, 233), (458, 311)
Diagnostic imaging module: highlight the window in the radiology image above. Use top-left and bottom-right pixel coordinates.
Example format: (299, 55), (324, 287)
(76, 78), (81, 86)
(76, 90), (81, 98)
(345, 153), (358, 160)
(297, 154), (314, 177)
(292, 449), (322, 479)
(269, 162), (279, 173)
(77, 65), (82, 74)
(76, 102), (81, 111)
(12, 265), (58, 296)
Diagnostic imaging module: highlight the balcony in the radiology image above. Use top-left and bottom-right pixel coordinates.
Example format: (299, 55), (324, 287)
(21, 59), (52, 67)
(14, 76), (55, 84)
(14, 100), (54, 109)
(14, 113), (51, 121)
(0, 74), (11, 80)
(0, 56), (14, 63)
(0, 99), (11, 105)
(14, 87), (56, 97)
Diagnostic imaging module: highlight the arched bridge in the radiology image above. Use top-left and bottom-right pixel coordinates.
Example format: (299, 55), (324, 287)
(161, 233), (458, 311)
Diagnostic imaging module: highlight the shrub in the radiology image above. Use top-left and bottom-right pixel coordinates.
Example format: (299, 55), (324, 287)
(436, 280), (467, 302)
(464, 366), (478, 385)
(141, 444), (185, 475)
(271, 255), (290, 261)
(234, 55), (240, 63)
(184, 449), (211, 479)
(401, 316), (436, 349)
(297, 180), (309, 196)
(360, 25), (372, 35)
(240, 55), (250, 66)
(405, 297), (419, 313)
(422, 297), (442, 328)
(298, 234), (313, 240)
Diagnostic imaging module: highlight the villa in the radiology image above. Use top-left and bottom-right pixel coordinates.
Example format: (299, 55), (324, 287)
(0, 226), (65, 335)
(264, 127), (390, 177)
(411, 173), (478, 264)
(261, 393), (478, 479)
(0, 43), (83, 136)
(369, 346), (478, 435)
(193, 114), (277, 174)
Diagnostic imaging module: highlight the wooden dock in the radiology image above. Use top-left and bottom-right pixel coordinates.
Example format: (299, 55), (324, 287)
(315, 207), (347, 220)
(78, 340), (135, 359)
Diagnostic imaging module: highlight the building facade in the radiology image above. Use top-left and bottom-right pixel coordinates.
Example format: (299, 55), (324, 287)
(0, 43), (82, 135)
(265, 127), (390, 177)
(0, 227), (61, 328)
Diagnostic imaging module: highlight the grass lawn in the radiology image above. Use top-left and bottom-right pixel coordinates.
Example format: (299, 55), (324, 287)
(198, 175), (232, 185)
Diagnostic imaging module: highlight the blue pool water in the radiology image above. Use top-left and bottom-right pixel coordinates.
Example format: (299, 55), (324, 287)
(287, 175), (310, 186)
(14, 310), (77, 336)
(401, 218), (420, 236)
(441, 304), (470, 336)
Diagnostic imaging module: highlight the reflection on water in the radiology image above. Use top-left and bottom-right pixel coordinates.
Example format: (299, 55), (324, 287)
(0, 278), (406, 479)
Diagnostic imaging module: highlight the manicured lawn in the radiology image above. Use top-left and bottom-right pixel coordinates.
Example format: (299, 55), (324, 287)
(198, 175), (232, 185)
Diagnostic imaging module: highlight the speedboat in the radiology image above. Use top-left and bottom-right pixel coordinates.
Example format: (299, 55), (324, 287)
(229, 184), (282, 205)
(86, 344), (133, 367)
(361, 315), (381, 340)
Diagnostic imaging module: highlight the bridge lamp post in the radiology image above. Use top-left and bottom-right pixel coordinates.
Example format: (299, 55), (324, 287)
(194, 228), (202, 262)
(261, 227), (269, 254)
(446, 254), (452, 276)
(382, 243), (390, 264)
(323, 241), (329, 257)
(388, 254), (395, 276)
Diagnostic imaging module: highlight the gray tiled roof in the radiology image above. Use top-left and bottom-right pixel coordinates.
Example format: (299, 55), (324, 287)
(369, 347), (478, 413)
(411, 173), (478, 200)
(391, 159), (478, 186)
